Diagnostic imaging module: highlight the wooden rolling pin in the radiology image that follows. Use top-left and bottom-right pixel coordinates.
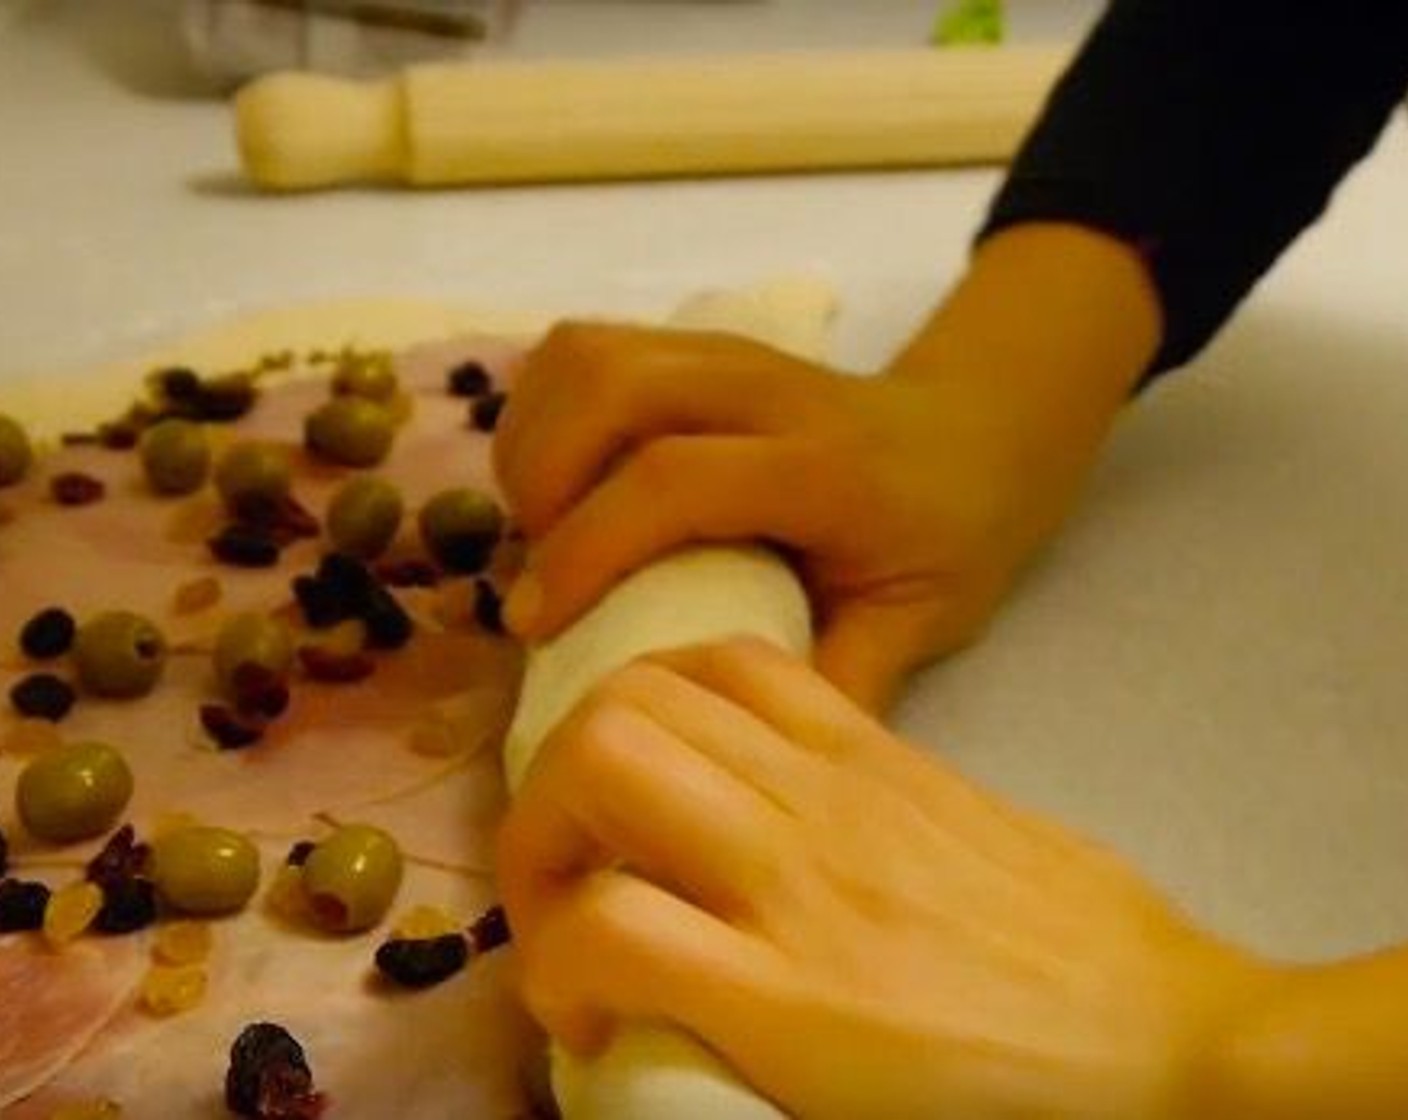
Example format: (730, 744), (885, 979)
(234, 46), (1070, 189)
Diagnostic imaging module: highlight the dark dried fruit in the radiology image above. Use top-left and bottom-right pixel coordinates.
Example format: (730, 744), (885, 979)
(317, 553), (380, 607)
(468, 390), (507, 433)
(85, 824), (151, 889)
(192, 373), (258, 422)
(361, 586), (412, 651)
(447, 360), (492, 398)
(20, 607), (76, 660)
(93, 875), (158, 934)
(231, 663), (291, 721)
(468, 904), (511, 954)
(201, 704), (264, 750)
(375, 933), (469, 989)
(225, 1022), (325, 1120)
(0, 878), (51, 933)
(285, 840), (315, 868)
(208, 525), (281, 569)
(0, 829), (6, 877)
(152, 366), (202, 402)
(230, 492), (320, 545)
(98, 422), (140, 450)
(298, 647), (375, 684)
(373, 558), (440, 588)
(472, 579), (504, 635)
(50, 472), (106, 506)
(292, 575), (348, 629)
(9, 673), (77, 722)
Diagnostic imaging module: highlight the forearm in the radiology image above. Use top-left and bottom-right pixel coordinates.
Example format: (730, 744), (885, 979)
(1194, 946), (1408, 1118)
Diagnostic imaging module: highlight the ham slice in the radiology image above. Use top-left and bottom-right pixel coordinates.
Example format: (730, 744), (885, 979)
(1, 336), (538, 1114)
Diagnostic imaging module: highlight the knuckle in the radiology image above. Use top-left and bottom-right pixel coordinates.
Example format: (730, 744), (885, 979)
(626, 437), (690, 490)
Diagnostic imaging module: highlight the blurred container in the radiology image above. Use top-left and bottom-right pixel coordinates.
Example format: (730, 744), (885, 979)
(182, 0), (521, 86)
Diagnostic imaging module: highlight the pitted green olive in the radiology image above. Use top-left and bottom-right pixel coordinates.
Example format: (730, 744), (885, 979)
(300, 823), (403, 933)
(16, 741), (133, 843)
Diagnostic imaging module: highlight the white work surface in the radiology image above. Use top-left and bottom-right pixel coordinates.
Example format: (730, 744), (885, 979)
(4, 0), (1408, 968)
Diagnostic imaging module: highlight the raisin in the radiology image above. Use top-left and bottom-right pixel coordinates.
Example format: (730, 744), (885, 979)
(0, 878), (51, 933)
(446, 360), (492, 398)
(467, 904), (511, 954)
(97, 421), (140, 450)
(209, 524), (281, 568)
(231, 663), (291, 721)
(468, 391), (507, 433)
(201, 704), (264, 749)
(298, 647), (375, 684)
(230, 492), (320, 544)
(20, 607), (76, 659)
(50, 472), (106, 506)
(192, 374), (258, 422)
(472, 579), (505, 635)
(316, 553), (379, 609)
(373, 558), (440, 589)
(86, 825), (150, 889)
(292, 575), (348, 629)
(9, 673), (77, 721)
(225, 1022), (324, 1120)
(94, 876), (158, 934)
(374, 933), (469, 989)
(0, 829), (7, 877)
(361, 586), (413, 651)
(153, 367), (202, 402)
(284, 840), (315, 868)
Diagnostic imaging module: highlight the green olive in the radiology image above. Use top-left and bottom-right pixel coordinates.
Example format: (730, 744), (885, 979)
(73, 611), (167, 699)
(304, 398), (395, 468)
(214, 441), (292, 509)
(139, 418), (211, 496)
(417, 488), (503, 573)
(16, 741), (133, 843)
(326, 475), (404, 559)
(213, 612), (294, 694)
(150, 825), (261, 914)
(331, 361), (398, 404)
(0, 414), (34, 487)
(300, 823), (403, 933)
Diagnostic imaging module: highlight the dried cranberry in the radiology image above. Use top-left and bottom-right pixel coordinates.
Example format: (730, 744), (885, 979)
(209, 524), (281, 568)
(373, 558), (440, 589)
(226, 1023), (325, 1120)
(86, 825), (151, 888)
(447, 360), (492, 398)
(19, 607), (76, 660)
(472, 579), (505, 635)
(9, 673), (76, 722)
(231, 663), (291, 721)
(467, 904), (511, 954)
(230, 493), (320, 544)
(201, 704), (264, 749)
(97, 421), (140, 450)
(94, 876), (158, 934)
(284, 840), (315, 868)
(0, 878), (51, 933)
(468, 391), (507, 433)
(375, 933), (469, 989)
(50, 472), (106, 506)
(298, 647), (375, 684)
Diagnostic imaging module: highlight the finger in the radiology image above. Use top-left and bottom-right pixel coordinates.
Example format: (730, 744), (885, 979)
(650, 637), (886, 767)
(603, 661), (821, 818)
(812, 597), (962, 714)
(495, 322), (809, 537)
(497, 696), (787, 928)
(504, 435), (826, 640)
(514, 868), (779, 1058)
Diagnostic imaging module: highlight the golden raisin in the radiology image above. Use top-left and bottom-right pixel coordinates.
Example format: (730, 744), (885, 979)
(43, 881), (103, 947)
(139, 963), (208, 1017)
(171, 576), (223, 616)
(153, 920), (214, 966)
(393, 904), (459, 941)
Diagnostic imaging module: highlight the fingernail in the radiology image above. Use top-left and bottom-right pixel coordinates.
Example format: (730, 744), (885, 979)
(504, 572), (543, 637)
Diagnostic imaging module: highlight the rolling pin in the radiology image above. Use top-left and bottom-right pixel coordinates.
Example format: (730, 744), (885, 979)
(234, 46), (1071, 189)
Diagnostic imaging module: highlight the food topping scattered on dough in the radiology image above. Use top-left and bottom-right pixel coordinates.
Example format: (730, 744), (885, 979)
(446, 360), (493, 399)
(152, 918), (214, 966)
(20, 607), (78, 660)
(9, 672), (77, 722)
(139, 418), (212, 497)
(73, 611), (168, 700)
(472, 578), (505, 636)
(468, 904), (511, 954)
(0, 876), (51, 932)
(208, 523), (283, 569)
(0, 412), (34, 485)
(418, 488), (503, 574)
(139, 962), (208, 1017)
(85, 824), (151, 888)
(43, 881), (104, 947)
(225, 1022), (326, 1120)
(50, 472), (106, 507)
(325, 475), (404, 561)
(17, 741), (134, 843)
(468, 390), (507, 434)
(92, 876), (158, 935)
(304, 397), (396, 469)
(331, 355), (399, 405)
(199, 704), (265, 750)
(171, 575), (224, 616)
(299, 824), (404, 934)
(149, 825), (262, 916)
(374, 932), (469, 990)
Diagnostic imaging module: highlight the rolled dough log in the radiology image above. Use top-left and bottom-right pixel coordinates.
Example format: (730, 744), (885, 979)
(504, 278), (835, 1120)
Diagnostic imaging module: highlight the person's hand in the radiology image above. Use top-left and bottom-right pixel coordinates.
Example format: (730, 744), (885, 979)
(494, 225), (1161, 711)
(497, 638), (1279, 1119)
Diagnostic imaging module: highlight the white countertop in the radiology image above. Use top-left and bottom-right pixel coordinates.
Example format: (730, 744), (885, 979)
(4, 0), (1408, 965)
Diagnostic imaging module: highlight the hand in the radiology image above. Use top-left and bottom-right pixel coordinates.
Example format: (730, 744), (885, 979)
(497, 638), (1276, 1120)
(494, 226), (1161, 711)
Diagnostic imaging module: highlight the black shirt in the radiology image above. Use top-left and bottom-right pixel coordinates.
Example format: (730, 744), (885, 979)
(982, 1), (1408, 375)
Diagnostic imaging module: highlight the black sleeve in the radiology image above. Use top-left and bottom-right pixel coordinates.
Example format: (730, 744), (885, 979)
(981, 1), (1408, 376)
